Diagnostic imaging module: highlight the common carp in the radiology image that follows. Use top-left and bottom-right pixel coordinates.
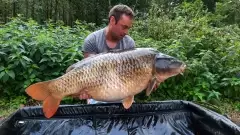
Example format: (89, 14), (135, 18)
(25, 48), (186, 118)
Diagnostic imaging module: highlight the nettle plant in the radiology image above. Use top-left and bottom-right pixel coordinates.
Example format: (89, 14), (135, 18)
(131, 0), (240, 103)
(0, 16), (92, 97)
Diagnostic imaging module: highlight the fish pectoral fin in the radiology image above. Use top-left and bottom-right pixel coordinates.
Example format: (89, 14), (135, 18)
(146, 77), (157, 96)
(43, 95), (61, 119)
(122, 96), (134, 109)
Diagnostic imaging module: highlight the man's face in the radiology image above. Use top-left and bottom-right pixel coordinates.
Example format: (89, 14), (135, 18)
(109, 14), (133, 40)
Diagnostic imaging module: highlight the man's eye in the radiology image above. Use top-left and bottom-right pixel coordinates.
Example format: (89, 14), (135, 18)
(122, 26), (128, 29)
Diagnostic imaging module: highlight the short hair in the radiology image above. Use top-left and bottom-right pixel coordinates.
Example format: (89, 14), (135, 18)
(108, 4), (134, 23)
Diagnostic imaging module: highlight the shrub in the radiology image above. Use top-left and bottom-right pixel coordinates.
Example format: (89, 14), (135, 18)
(0, 16), (92, 98)
(0, 0), (239, 106)
(130, 0), (240, 102)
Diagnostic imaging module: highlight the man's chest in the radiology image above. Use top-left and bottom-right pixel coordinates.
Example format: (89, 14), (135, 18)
(97, 40), (123, 53)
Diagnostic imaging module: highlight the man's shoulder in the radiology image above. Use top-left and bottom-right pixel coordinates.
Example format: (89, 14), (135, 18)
(84, 28), (105, 44)
(122, 35), (135, 48)
(123, 35), (134, 42)
(82, 28), (105, 53)
(88, 28), (105, 38)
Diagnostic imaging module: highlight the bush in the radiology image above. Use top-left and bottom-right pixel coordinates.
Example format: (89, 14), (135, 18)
(0, 16), (92, 98)
(130, 0), (240, 103)
(0, 0), (239, 107)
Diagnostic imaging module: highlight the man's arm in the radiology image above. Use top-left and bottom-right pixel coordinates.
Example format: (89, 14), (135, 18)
(83, 52), (96, 58)
(81, 33), (98, 58)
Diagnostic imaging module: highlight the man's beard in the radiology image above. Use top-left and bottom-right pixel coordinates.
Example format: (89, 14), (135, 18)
(111, 31), (121, 41)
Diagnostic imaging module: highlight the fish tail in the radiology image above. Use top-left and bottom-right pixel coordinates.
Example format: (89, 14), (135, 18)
(25, 81), (61, 118)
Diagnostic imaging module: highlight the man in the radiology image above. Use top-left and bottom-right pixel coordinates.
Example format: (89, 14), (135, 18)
(78, 4), (135, 104)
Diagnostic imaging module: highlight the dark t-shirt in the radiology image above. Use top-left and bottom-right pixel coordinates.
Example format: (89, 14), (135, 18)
(82, 27), (135, 54)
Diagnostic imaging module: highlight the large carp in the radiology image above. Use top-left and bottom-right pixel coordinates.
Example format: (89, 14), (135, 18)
(26, 48), (186, 118)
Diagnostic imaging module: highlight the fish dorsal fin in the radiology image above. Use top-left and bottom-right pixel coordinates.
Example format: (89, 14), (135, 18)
(65, 54), (101, 73)
(66, 64), (75, 73)
(66, 48), (136, 73)
(108, 48), (136, 53)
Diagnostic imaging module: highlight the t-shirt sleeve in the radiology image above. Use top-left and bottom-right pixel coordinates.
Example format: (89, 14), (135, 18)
(129, 37), (135, 48)
(81, 33), (98, 53)
(125, 36), (135, 49)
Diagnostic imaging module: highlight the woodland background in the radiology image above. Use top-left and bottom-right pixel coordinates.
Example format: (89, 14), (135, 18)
(0, 0), (239, 121)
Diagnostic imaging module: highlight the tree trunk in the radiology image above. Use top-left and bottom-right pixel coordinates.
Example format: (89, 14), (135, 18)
(25, 0), (28, 18)
(12, 0), (17, 17)
(46, 0), (49, 19)
(31, 0), (35, 19)
(50, 0), (53, 20)
(55, 0), (58, 21)
(95, 0), (99, 25)
(62, 1), (65, 24)
(4, 2), (7, 23)
(108, 0), (111, 9)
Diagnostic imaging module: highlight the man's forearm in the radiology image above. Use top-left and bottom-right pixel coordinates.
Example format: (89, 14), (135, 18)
(83, 52), (96, 58)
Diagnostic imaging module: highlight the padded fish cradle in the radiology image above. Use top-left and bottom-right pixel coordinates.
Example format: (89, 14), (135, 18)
(0, 100), (239, 135)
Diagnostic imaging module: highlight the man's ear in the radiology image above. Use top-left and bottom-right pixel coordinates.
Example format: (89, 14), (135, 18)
(109, 16), (116, 24)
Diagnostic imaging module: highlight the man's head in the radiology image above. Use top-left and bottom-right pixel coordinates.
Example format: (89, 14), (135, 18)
(108, 4), (134, 40)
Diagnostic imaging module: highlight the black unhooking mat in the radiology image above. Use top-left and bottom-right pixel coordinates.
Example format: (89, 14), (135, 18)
(0, 100), (239, 135)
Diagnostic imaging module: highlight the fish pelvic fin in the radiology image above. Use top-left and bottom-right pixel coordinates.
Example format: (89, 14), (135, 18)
(122, 95), (134, 109)
(25, 81), (62, 118)
(43, 96), (61, 118)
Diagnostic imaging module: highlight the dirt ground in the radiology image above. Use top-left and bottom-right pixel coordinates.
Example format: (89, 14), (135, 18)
(228, 112), (240, 126)
(0, 117), (3, 123)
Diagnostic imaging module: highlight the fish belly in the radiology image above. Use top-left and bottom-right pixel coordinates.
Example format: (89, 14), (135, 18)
(86, 67), (153, 102)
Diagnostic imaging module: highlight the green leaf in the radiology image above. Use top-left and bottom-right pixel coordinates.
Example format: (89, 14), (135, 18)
(9, 54), (18, 60)
(6, 70), (15, 79)
(2, 73), (9, 83)
(0, 52), (6, 55)
(30, 74), (35, 79)
(39, 58), (49, 63)
(22, 56), (32, 62)
(39, 48), (44, 54)
(20, 59), (26, 67)
(0, 67), (4, 72)
(0, 71), (5, 79)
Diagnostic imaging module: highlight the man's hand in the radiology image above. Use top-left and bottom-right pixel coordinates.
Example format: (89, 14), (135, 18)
(153, 82), (160, 91)
(79, 93), (92, 99)
(71, 91), (92, 100)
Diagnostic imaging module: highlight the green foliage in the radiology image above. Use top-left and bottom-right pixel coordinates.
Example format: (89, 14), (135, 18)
(236, 103), (240, 112)
(0, 95), (27, 117)
(0, 15), (92, 97)
(0, 0), (239, 110)
(131, 0), (240, 103)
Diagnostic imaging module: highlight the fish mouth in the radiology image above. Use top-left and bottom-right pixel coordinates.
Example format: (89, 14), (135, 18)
(155, 63), (186, 82)
(179, 64), (186, 75)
